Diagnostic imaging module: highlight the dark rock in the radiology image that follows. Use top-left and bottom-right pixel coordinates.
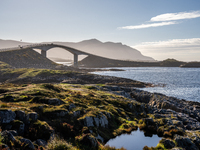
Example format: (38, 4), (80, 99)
(0, 109), (16, 124)
(33, 139), (47, 147)
(20, 138), (35, 150)
(48, 98), (65, 105)
(1, 130), (16, 142)
(9, 130), (18, 136)
(69, 103), (76, 110)
(175, 135), (198, 150)
(11, 120), (25, 135)
(27, 112), (38, 122)
(161, 138), (175, 149)
(79, 134), (98, 149)
(84, 116), (94, 127)
(130, 90), (152, 103)
(15, 110), (26, 121)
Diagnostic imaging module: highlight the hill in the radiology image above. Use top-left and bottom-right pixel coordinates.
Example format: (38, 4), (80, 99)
(0, 48), (58, 69)
(53, 39), (155, 62)
(79, 55), (185, 68)
(0, 39), (155, 62)
(180, 62), (200, 68)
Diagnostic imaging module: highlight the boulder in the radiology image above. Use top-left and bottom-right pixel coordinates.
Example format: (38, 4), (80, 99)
(20, 138), (35, 150)
(175, 135), (198, 150)
(161, 138), (175, 149)
(0, 109), (16, 124)
(84, 116), (94, 127)
(69, 103), (76, 110)
(48, 98), (64, 105)
(27, 112), (38, 122)
(73, 110), (80, 117)
(1, 130), (16, 142)
(15, 110), (26, 121)
(11, 120), (25, 135)
(79, 134), (98, 149)
(33, 139), (47, 147)
(94, 114), (108, 128)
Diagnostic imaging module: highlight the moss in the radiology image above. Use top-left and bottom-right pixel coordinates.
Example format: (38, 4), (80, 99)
(26, 120), (53, 141)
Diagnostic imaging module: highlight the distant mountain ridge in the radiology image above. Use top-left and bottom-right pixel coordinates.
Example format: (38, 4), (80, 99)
(52, 39), (155, 61)
(0, 39), (155, 62)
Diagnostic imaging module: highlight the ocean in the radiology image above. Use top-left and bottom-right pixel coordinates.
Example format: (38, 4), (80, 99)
(92, 67), (200, 102)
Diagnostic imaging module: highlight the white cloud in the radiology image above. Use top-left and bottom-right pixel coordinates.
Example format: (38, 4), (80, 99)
(132, 38), (200, 61)
(151, 11), (200, 22)
(119, 21), (177, 29)
(119, 10), (200, 30)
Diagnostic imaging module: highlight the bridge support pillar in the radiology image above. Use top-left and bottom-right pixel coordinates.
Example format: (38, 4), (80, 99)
(41, 50), (47, 57)
(73, 54), (78, 68)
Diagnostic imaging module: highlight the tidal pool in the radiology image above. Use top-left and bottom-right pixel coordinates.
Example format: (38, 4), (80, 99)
(105, 129), (161, 150)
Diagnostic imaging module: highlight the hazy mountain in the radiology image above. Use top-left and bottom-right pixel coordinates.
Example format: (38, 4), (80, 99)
(52, 39), (155, 61)
(0, 39), (31, 49)
(0, 39), (155, 62)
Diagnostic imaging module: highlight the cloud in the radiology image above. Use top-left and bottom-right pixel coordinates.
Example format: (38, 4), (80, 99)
(151, 11), (200, 22)
(134, 38), (200, 50)
(119, 21), (177, 29)
(132, 38), (200, 61)
(119, 10), (200, 30)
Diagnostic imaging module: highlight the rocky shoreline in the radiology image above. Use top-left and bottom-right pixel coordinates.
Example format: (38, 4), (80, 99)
(0, 61), (200, 150)
(103, 86), (200, 150)
(0, 82), (200, 149)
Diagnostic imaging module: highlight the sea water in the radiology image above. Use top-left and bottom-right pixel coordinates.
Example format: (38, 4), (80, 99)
(93, 67), (200, 102)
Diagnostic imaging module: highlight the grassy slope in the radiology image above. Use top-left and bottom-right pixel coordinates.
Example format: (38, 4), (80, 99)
(0, 48), (58, 69)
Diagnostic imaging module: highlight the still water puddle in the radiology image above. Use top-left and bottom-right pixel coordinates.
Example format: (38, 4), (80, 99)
(105, 129), (161, 150)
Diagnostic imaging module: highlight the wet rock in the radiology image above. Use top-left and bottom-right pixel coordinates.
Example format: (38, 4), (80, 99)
(20, 138), (35, 150)
(0, 109), (16, 124)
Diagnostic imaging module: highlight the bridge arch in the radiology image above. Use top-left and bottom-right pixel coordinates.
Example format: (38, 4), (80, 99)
(30, 44), (90, 67)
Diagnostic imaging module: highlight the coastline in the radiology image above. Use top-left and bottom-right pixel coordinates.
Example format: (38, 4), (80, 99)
(0, 64), (200, 149)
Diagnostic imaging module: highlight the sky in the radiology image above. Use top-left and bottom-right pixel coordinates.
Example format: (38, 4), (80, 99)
(0, 0), (200, 61)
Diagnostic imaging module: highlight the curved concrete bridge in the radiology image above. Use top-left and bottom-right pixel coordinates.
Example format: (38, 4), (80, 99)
(0, 43), (91, 67)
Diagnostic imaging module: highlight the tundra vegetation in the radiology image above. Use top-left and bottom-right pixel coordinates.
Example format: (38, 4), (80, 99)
(0, 61), (200, 150)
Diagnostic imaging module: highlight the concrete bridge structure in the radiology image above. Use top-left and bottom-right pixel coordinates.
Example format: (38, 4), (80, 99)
(0, 43), (91, 67)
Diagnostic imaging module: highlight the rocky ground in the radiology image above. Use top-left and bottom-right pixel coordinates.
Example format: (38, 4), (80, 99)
(0, 83), (200, 150)
(0, 61), (200, 150)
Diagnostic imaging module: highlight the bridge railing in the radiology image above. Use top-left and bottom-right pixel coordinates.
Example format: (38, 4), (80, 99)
(0, 43), (53, 52)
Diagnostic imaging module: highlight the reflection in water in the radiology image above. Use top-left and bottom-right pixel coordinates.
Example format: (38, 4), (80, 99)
(105, 129), (161, 150)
